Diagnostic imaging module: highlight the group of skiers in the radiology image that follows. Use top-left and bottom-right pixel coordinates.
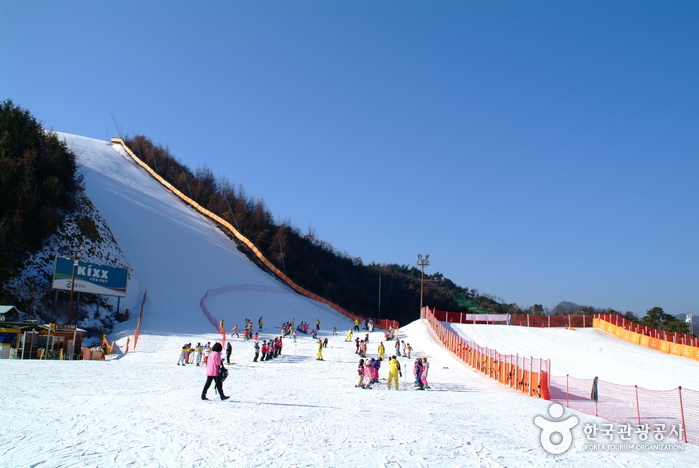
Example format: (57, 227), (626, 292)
(356, 357), (381, 388)
(189, 314), (432, 400)
(231, 318), (260, 340)
(178, 342), (211, 366)
(252, 336), (283, 362)
(352, 337), (428, 390)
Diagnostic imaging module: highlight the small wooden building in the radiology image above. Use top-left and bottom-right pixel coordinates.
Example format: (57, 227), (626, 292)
(0, 307), (85, 359)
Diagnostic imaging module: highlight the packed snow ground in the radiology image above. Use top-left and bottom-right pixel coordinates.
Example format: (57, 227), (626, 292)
(1, 133), (697, 467)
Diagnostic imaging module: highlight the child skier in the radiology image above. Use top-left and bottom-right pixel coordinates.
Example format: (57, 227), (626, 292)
(387, 356), (401, 390)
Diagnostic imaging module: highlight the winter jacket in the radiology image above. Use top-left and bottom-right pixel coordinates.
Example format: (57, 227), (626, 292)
(363, 363), (373, 380)
(206, 351), (222, 377)
(388, 358), (400, 376)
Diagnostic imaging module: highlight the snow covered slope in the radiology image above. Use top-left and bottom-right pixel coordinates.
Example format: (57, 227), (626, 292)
(60, 132), (351, 336)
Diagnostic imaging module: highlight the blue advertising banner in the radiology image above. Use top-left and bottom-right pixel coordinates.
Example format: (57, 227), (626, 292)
(52, 257), (128, 298)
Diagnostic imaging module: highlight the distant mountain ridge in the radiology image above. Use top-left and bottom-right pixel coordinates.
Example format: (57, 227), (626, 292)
(553, 301), (581, 313)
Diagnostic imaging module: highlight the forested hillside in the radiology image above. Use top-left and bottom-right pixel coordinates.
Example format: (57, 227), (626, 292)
(124, 135), (681, 328)
(0, 100), (83, 285)
(124, 136), (476, 325)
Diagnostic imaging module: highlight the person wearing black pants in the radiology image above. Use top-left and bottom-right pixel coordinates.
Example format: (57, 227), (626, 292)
(201, 342), (229, 400)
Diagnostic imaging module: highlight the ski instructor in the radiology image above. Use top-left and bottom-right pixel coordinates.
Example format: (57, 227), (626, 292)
(201, 342), (229, 401)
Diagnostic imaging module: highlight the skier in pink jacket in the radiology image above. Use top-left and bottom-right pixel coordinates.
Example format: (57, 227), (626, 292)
(201, 342), (229, 401)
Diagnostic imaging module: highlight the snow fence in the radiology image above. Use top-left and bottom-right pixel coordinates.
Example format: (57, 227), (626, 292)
(595, 315), (699, 359)
(422, 307), (551, 399)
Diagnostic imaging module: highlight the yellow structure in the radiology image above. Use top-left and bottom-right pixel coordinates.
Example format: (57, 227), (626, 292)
(594, 317), (699, 361)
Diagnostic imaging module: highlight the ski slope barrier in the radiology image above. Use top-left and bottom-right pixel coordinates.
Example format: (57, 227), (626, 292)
(421, 307), (551, 399)
(595, 314), (699, 360)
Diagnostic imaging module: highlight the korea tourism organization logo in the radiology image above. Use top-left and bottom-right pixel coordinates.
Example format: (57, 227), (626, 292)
(534, 403), (685, 454)
(534, 403), (579, 454)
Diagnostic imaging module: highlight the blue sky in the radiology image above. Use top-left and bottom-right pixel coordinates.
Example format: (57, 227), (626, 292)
(2, 1), (697, 317)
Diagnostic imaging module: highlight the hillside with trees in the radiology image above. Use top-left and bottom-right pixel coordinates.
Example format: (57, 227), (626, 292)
(0, 100), (83, 285)
(124, 135), (478, 325)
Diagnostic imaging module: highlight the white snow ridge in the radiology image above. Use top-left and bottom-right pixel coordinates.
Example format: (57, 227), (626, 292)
(1, 133), (696, 467)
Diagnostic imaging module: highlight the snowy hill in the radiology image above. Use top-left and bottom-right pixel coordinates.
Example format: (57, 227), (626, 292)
(60, 132), (350, 338)
(0, 133), (696, 467)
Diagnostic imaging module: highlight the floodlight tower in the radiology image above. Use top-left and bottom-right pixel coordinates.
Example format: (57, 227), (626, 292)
(67, 247), (82, 325)
(417, 254), (430, 313)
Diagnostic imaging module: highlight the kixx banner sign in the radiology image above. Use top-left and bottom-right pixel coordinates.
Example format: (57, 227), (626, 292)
(52, 256), (128, 297)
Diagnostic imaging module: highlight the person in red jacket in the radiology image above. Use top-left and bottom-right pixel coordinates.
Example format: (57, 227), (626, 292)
(201, 342), (229, 400)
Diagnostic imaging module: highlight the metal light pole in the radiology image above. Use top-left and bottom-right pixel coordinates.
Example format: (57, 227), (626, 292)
(686, 312), (694, 336)
(68, 249), (81, 325)
(417, 254), (430, 313)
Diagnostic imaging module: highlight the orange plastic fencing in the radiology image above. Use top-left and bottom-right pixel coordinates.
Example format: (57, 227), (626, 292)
(510, 314), (593, 328)
(549, 374), (696, 444)
(132, 290), (147, 351)
(594, 316), (699, 361)
(111, 138), (395, 331)
(596, 314), (698, 346)
(82, 348), (105, 360)
(432, 309), (593, 328)
(422, 307), (550, 399)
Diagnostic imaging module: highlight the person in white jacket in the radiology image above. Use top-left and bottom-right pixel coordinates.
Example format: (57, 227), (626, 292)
(421, 357), (430, 389)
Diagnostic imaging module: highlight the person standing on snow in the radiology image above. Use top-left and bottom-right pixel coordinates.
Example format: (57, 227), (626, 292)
(258, 316), (264, 330)
(387, 356), (401, 390)
(315, 318), (320, 330)
(231, 325), (239, 338)
(192, 343), (203, 366)
(362, 360), (373, 388)
(204, 342), (211, 365)
(201, 342), (229, 401)
(394, 339), (401, 357)
(413, 358), (424, 390)
(261, 340), (269, 361)
(421, 357), (430, 389)
(371, 358), (380, 383)
(405, 343), (413, 359)
(225, 342), (232, 364)
(378, 342), (385, 361)
(345, 329), (353, 342)
(355, 359), (365, 387)
(316, 339), (324, 361)
(253, 341), (260, 362)
(177, 344), (187, 366)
